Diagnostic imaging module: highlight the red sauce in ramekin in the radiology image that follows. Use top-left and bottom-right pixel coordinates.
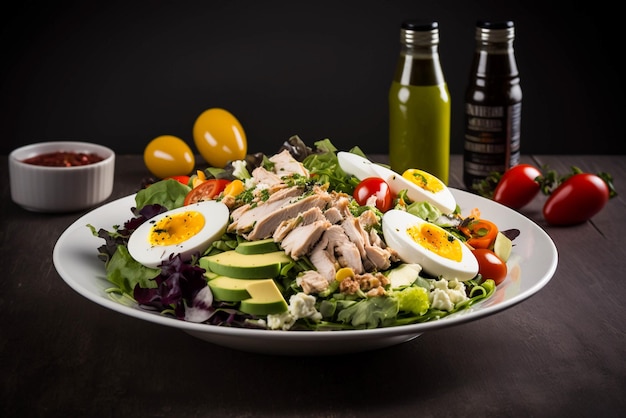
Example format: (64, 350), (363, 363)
(22, 151), (104, 167)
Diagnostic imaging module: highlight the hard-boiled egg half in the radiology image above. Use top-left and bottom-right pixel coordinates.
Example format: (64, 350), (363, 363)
(382, 209), (478, 281)
(128, 200), (229, 268)
(337, 151), (378, 181)
(337, 151), (456, 214)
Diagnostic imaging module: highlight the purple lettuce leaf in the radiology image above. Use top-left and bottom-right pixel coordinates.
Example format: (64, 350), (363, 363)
(133, 253), (210, 320)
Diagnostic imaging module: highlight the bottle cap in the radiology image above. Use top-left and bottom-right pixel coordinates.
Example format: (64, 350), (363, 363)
(475, 20), (515, 42)
(476, 20), (514, 30)
(400, 20), (439, 46)
(401, 20), (438, 31)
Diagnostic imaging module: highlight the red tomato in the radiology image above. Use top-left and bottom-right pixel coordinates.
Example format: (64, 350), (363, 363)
(353, 177), (393, 212)
(165, 175), (191, 186)
(184, 179), (231, 205)
(493, 164), (542, 209)
(471, 248), (508, 285)
(543, 173), (610, 226)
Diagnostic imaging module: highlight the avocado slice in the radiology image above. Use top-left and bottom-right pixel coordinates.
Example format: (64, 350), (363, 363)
(235, 238), (280, 255)
(207, 276), (251, 301)
(199, 250), (292, 279)
(239, 279), (288, 315)
(207, 276), (288, 315)
(386, 263), (423, 289)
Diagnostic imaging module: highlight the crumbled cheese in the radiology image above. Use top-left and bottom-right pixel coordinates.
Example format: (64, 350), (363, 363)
(244, 177), (258, 189)
(289, 292), (323, 320)
(267, 311), (296, 330)
(267, 292), (322, 330)
(255, 182), (270, 191)
(232, 160), (248, 179)
(429, 278), (469, 312)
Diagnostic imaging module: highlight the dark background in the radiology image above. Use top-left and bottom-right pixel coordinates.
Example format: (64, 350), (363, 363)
(2, 0), (624, 158)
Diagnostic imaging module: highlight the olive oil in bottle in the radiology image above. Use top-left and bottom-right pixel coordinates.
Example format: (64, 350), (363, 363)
(389, 20), (451, 184)
(463, 20), (522, 191)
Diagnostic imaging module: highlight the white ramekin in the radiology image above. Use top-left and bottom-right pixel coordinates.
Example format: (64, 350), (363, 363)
(9, 141), (116, 213)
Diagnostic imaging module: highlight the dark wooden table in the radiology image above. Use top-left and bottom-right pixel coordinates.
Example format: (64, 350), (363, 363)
(2, 154), (625, 417)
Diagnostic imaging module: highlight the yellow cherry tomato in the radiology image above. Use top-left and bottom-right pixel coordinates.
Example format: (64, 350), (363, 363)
(335, 267), (355, 282)
(144, 135), (195, 179)
(222, 179), (245, 198)
(191, 169), (207, 188)
(193, 108), (247, 168)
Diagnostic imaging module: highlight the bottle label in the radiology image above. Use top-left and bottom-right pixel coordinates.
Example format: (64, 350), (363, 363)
(463, 102), (521, 182)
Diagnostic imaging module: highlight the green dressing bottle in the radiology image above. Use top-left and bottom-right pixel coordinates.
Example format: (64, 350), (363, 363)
(389, 20), (451, 184)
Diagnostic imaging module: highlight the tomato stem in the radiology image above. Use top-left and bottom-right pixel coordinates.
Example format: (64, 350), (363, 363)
(598, 171), (618, 198)
(471, 171), (501, 198)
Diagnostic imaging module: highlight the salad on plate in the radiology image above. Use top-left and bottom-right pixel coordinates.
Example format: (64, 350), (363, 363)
(90, 137), (517, 331)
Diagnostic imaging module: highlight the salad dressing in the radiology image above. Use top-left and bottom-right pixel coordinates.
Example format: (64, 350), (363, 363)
(389, 20), (451, 184)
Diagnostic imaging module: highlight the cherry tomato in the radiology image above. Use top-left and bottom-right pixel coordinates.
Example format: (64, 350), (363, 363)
(464, 219), (499, 249)
(471, 248), (508, 285)
(493, 164), (542, 209)
(353, 177), (393, 212)
(165, 175), (191, 186)
(184, 179), (231, 205)
(144, 135), (195, 178)
(193, 108), (247, 168)
(543, 173), (610, 226)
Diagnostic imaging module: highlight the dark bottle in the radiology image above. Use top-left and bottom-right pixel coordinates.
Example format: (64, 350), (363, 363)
(463, 20), (522, 191)
(389, 20), (451, 184)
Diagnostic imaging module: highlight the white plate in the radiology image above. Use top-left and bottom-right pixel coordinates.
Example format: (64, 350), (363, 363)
(53, 189), (558, 356)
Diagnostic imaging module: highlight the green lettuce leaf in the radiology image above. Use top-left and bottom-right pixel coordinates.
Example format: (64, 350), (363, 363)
(134, 179), (190, 211)
(336, 296), (399, 329)
(106, 245), (160, 294)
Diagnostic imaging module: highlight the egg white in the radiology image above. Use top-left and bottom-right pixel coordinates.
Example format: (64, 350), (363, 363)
(337, 151), (456, 214)
(370, 164), (456, 214)
(382, 209), (478, 281)
(128, 200), (229, 268)
(337, 151), (379, 180)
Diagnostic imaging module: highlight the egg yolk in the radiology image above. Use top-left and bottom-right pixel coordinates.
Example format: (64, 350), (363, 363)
(402, 169), (444, 193)
(149, 211), (205, 246)
(407, 223), (462, 262)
